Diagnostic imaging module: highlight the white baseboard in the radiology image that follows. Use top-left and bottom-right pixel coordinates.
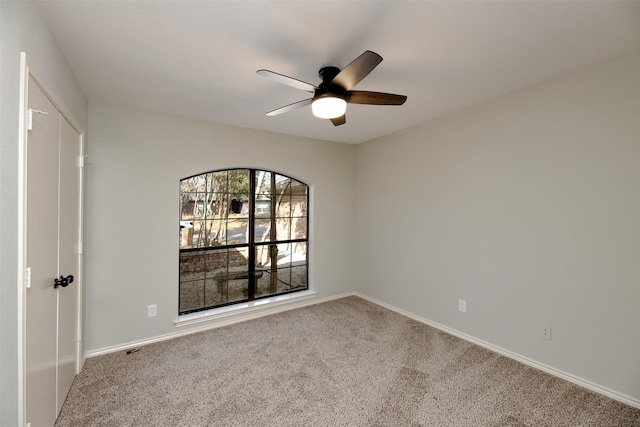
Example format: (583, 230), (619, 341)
(354, 292), (640, 410)
(85, 291), (355, 359)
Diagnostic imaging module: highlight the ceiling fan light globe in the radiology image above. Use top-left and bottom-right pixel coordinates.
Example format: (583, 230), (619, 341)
(312, 96), (347, 119)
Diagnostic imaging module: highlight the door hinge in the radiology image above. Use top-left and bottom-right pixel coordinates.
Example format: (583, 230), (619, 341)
(76, 155), (86, 168)
(76, 329), (82, 342)
(25, 267), (31, 289)
(76, 242), (83, 255)
(26, 108), (48, 131)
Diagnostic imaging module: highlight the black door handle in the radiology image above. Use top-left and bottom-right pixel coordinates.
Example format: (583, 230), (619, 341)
(54, 275), (74, 289)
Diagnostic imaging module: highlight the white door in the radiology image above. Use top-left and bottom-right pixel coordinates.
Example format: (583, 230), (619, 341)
(25, 75), (82, 426)
(25, 76), (60, 427)
(57, 111), (82, 414)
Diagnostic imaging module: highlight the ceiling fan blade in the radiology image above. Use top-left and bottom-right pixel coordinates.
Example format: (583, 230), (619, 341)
(256, 69), (316, 93)
(331, 115), (346, 126)
(331, 51), (383, 91)
(346, 91), (407, 105)
(265, 98), (312, 116)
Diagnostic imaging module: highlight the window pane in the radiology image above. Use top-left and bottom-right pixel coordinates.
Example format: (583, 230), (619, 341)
(276, 193), (291, 217)
(212, 171), (228, 193)
(255, 243), (270, 268)
(290, 265), (308, 290)
(290, 179), (306, 193)
(217, 247), (250, 305)
(202, 219), (225, 248)
(291, 241), (307, 264)
(203, 249), (229, 308)
(191, 218), (205, 247)
(256, 245), (282, 298)
(255, 218), (271, 243)
(275, 174), (290, 189)
(227, 218), (248, 245)
(179, 279), (204, 313)
(180, 224), (194, 249)
(180, 177), (196, 192)
(276, 217), (291, 241)
(290, 195), (307, 217)
(179, 251), (205, 312)
(267, 242), (308, 293)
(180, 194), (196, 221)
(227, 170), (249, 216)
(179, 249), (229, 313)
(255, 171), (272, 197)
(255, 199), (271, 216)
(273, 241), (308, 291)
(210, 192), (224, 218)
(255, 245), (275, 297)
(291, 217), (307, 240)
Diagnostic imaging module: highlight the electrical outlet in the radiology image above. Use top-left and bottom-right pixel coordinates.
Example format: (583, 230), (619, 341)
(458, 299), (467, 313)
(148, 304), (157, 317)
(540, 324), (552, 340)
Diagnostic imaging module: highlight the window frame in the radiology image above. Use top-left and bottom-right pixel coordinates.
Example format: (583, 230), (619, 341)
(178, 168), (309, 315)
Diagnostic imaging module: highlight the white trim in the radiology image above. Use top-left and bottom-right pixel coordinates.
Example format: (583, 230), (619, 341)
(174, 290), (318, 327)
(354, 292), (640, 410)
(75, 131), (85, 375)
(86, 292), (354, 358)
(17, 51), (29, 427)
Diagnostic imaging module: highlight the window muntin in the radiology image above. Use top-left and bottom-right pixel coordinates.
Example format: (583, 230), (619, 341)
(179, 169), (308, 314)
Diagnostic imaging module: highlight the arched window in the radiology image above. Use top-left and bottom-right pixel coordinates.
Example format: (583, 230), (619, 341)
(179, 169), (309, 314)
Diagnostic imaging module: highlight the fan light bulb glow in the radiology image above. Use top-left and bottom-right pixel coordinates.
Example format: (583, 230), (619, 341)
(311, 96), (347, 119)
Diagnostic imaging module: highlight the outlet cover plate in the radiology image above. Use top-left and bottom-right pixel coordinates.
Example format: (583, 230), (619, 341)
(148, 304), (157, 317)
(458, 299), (467, 313)
(540, 324), (552, 340)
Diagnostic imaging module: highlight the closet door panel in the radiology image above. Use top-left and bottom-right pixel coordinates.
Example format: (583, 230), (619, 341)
(57, 116), (82, 413)
(25, 76), (60, 427)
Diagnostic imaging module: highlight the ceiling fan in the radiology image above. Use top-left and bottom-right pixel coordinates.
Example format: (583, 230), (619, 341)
(257, 50), (407, 126)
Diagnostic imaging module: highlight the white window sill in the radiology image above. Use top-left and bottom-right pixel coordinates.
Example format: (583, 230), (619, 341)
(174, 290), (318, 328)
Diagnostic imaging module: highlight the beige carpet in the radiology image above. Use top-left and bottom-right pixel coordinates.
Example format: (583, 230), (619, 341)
(55, 296), (640, 426)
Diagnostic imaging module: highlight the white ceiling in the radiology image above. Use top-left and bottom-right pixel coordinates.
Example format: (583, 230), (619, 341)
(36, 1), (640, 144)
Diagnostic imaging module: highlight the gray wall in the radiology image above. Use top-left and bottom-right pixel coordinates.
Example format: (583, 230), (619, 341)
(355, 53), (640, 401)
(0, 1), (88, 424)
(84, 103), (356, 351)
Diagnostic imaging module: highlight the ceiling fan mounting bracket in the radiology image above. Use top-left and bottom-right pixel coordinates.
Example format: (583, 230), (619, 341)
(318, 66), (341, 86)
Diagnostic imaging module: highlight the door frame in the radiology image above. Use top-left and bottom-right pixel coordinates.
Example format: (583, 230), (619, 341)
(17, 52), (86, 426)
